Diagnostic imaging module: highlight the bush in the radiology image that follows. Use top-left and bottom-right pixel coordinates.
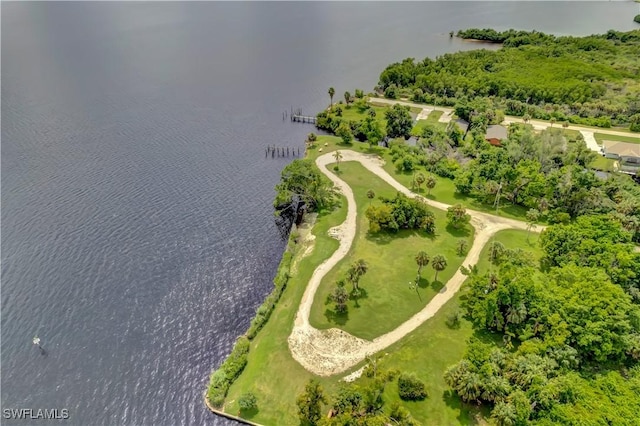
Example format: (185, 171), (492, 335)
(398, 374), (427, 401)
(206, 336), (251, 408)
(446, 309), (461, 329)
(246, 250), (293, 339)
(635, 14), (640, 24)
(238, 392), (258, 411)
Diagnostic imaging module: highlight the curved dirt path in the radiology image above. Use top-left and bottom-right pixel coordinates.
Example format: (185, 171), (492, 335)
(288, 150), (544, 376)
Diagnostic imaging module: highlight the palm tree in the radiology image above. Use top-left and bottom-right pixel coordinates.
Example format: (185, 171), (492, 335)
(415, 173), (425, 193)
(347, 259), (369, 293)
(550, 117), (556, 128)
(366, 189), (375, 205)
(328, 87), (335, 109)
(522, 113), (531, 124)
(415, 251), (430, 280)
(344, 91), (351, 104)
(426, 175), (436, 195)
(333, 150), (343, 170)
(525, 208), (540, 242)
(431, 254), (447, 283)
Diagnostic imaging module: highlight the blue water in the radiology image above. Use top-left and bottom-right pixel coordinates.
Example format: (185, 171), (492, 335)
(2, 2), (637, 425)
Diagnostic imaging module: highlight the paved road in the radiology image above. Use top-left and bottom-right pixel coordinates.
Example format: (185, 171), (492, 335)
(370, 97), (640, 140)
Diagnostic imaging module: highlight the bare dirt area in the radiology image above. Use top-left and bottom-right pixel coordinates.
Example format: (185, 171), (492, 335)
(287, 150), (545, 376)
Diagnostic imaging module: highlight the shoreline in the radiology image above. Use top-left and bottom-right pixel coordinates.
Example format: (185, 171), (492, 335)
(203, 391), (264, 426)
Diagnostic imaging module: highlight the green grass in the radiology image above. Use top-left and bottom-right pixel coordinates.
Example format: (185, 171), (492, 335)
(590, 156), (617, 172)
(223, 147), (531, 425)
(475, 229), (544, 274)
(339, 104), (388, 128)
(309, 162), (474, 340)
(350, 290), (495, 425)
(381, 153), (531, 222)
(224, 197), (349, 424)
(594, 132), (640, 145)
(410, 111), (447, 136)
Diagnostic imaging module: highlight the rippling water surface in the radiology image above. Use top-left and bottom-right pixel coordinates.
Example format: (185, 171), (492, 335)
(2, 2), (637, 425)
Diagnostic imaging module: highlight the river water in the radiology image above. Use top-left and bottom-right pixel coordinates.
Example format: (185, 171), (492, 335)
(2, 2), (637, 425)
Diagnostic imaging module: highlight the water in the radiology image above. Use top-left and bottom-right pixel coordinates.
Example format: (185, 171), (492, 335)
(2, 2), (637, 425)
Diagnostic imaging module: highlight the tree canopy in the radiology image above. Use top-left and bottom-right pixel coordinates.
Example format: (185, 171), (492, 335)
(378, 29), (640, 129)
(274, 159), (337, 213)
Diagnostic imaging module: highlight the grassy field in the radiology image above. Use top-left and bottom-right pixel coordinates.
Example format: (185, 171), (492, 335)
(381, 156), (531, 221)
(594, 132), (640, 145)
(590, 156), (617, 172)
(475, 229), (544, 273)
(223, 197), (349, 424)
(222, 142), (543, 424)
(308, 135), (532, 222)
(337, 103), (389, 128)
(411, 111), (446, 136)
(309, 161), (474, 340)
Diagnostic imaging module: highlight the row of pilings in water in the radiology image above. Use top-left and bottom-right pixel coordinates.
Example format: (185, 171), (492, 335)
(265, 145), (301, 158)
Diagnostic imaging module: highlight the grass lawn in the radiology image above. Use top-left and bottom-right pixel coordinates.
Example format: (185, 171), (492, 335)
(224, 197), (350, 424)
(475, 229), (544, 274)
(410, 111), (446, 136)
(594, 132), (640, 145)
(590, 156), (617, 172)
(309, 162), (474, 340)
(338, 104), (388, 128)
(308, 135), (531, 222)
(381, 154), (531, 222)
(349, 290), (496, 425)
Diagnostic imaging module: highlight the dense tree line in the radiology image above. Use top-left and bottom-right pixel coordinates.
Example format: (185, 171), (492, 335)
(377, 29), (640, 129)
(444, 224), (640, 423)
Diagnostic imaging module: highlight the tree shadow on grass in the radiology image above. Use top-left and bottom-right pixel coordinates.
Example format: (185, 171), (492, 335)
(431, 279), (445, 293)
(365, 229), (427, 245)
(324, 308), (349, 326)
(442, 390), (485, 425)
(445, 223), (472, 238)
(239, 407), (259, 420)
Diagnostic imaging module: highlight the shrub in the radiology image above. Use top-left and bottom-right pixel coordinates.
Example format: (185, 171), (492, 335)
(206, 336), (251, 408)
(398, 374), (427, 401)
(446, 309), (461, 329)
(238, 392), (258, 411)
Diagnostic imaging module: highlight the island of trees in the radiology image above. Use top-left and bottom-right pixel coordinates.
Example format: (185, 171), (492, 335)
(205, 28), (640, 425)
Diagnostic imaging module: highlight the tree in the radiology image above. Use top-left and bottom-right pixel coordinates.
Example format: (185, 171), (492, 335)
(347, 259), (369, 295)
(344, 91), (351, 104)
(525, 208), (540, 241)
(550, 117), (556, 127)
(523, 113), (531, 124)
(307, 132), (317, 142)
(431, 254), (448, 282)
(297, 379), (327, 426)
(274, 159), (337, 212)
(385, 104), (413, 139)
(335, 122), (353, 144)
(457, 239), (468, 256)
(447, 204), (471, 229)
(328, 87), (335, 108)
(238, 392), (257, 412)
(333, 150), (343, 170)
(415, 172), (425, 193)
(331, 281), (349, 314)
(426, 175), (437, 195)
(366, 189), (375, 205)
(415, 251), (430, 280)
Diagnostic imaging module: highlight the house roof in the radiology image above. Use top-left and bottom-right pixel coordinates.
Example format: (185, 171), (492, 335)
(485, 125), (508, 141)
(603, 140), (640, 158)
